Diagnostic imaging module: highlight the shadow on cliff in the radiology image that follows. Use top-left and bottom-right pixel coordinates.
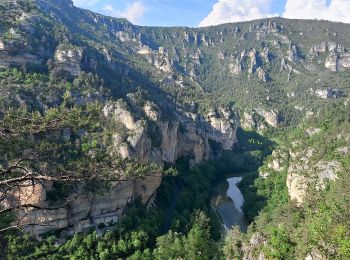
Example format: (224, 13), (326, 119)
(233, 128), (276, 223)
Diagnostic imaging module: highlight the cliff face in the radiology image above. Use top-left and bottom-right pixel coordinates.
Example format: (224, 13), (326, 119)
(17, 176), (162, 237)
(103, 100), (238, 164)
(7, 97), (238, 236)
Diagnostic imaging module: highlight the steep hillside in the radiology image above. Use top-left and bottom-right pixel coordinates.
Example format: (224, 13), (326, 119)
(0, 0), (349, 259)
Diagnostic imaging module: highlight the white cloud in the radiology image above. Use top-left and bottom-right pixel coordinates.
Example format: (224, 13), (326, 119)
(103, 5), (114, 12)
(72, 0), (101, 7)
(199, 0), (277, 27)
(103, 1), (146, 24)
(200, 0), (350, 27)
(283, 0), (350, 23)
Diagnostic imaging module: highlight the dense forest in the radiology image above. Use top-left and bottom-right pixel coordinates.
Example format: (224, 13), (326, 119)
(0, 0), (349, 259)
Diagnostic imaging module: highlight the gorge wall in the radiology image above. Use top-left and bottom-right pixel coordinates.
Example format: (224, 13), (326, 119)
(6, 97), (238, 236)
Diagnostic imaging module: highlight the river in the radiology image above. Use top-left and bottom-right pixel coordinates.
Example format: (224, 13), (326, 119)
(211, 176), (248, 232)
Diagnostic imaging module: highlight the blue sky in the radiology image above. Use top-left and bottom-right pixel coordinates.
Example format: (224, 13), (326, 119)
(72, 0), (348, 27)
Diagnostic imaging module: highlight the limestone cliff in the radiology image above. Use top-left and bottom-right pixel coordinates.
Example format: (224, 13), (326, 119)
(9, 98), (238, 236)
(104, 100), (238, 165)
(18, 176), (162, 237)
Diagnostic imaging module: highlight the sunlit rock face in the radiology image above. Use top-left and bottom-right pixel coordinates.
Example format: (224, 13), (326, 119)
(104, 101), (239, 164)
(55, 45), (83, 76)
(240, 109), (282, 131)
(287, 147), (341, 206)
(16, 177), (162, 237)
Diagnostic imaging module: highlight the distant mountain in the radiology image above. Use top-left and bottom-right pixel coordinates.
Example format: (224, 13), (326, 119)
(1, 0), (349, 126)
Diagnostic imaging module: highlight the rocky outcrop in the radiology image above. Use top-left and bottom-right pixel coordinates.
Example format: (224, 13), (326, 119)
(310, 41), (343, 56)
(13, 176), (162, 237)
(256, 109), (281, 128)
(256, 67), (268, 82)
(260, 47), (270, 63)
(116, 31), (131, 42)
(345, 97), (350, 106)
(339, 53), (350, 69)
(103, 101), (155, 162)
(206, 108), (238, 149)
(242, 232), (267, 260)
(315, 41), (350, 72)
(247, 49), (257, 74)
(305, 250), (327, 260)
(55, 45), (83, 76)
(259, 130), (343, 206)
(240, 111), (256, 130)
(2, 181), (49, 209)
(287, 174), (310, 205)
(0, 36), (41, 68)
(286, 147), (341, 205)
(267, 150), (287, 172)
(287, 44), (301, 63)
(280, 58), (288, 71)
(104, 101), (238, 164)
(228, 48), (271, 80)
(138, 45), (152, 55)
(153, 47), (173, 73)
(336, 146), (348, 155)
(305, 128), (321, 137)
(325, 53), (338, 72)
(286, 146), (314, 205)
(218, 52), (225, 60)
(240, 109), (281, 130)
(314, 88), (343, 99)
(229, 59), (242, 75)
(143, 101), (160, 121)
(309, 42), (327, 57)
(137, 45), (173, 73)
(259, 149), (287, 178)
